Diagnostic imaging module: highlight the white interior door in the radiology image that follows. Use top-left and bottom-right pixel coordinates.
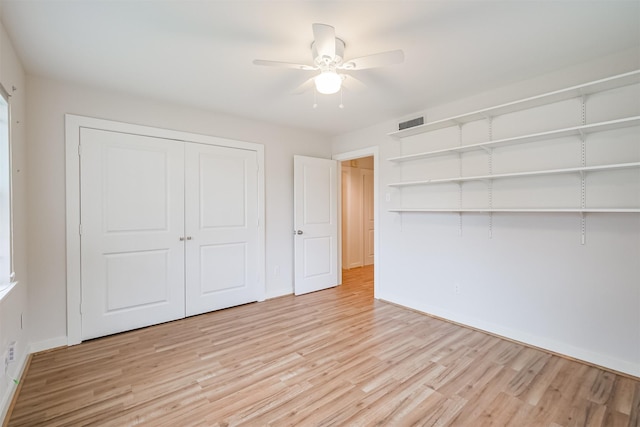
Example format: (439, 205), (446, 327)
(363, 169), (374, 266)
(80, 128), (186, 340)
(185, 143), (260, 316)
(294, 155), (338, 295)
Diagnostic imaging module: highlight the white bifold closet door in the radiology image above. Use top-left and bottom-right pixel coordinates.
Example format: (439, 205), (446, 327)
(80, 128), (259, 340)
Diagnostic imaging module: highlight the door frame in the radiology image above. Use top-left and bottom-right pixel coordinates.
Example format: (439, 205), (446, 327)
(65, 114), (265, 346)
(332, 147), (379, 298)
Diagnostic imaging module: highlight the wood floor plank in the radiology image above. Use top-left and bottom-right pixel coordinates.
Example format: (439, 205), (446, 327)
(6, 265), (639, 426)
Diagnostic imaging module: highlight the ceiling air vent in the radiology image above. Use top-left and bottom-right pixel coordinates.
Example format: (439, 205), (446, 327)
(398, 117), (424, 131)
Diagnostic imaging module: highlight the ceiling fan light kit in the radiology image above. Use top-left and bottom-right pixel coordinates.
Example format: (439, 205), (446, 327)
(253, 23), (404, 103)
(315, 71), (342, 94)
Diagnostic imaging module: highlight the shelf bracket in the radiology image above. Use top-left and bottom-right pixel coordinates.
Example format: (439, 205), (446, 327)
(457, 125), (464, 237)
(487, 119), (493, 240)
(578, 128), (586, 140)
(580, 133), (586, 215)
(578, 96), (588, 245)
(488, 212), (493, 239)
(458, 182), (463, 236)
(578, 92), (587, 246)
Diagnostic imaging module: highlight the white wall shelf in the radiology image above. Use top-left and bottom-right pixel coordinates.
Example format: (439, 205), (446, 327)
(388, 162), (640, 187)
(388, 70), (640, 139)
(387, 116), (640, 163)
(389, 208), (640, 213)
(387, 70), (640, 244)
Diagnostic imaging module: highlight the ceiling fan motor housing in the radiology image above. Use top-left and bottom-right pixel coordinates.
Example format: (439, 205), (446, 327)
(312, 38), (345, 67)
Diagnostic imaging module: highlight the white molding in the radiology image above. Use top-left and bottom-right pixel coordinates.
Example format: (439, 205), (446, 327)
(265, 287), (292, 300)
(332, 146), (380, 299)
(29, 337), (68, 354)
(0, 344), (31, 424)
(65, 114), (266, 345)
(381, 293), (640, 378)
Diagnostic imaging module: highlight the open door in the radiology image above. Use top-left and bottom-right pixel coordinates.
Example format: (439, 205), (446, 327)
(293, 155), (338, 295)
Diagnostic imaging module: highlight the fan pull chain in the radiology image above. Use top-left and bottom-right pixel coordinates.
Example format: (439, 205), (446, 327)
(339, 86), (344, 109)
(313, 89), (318, 109)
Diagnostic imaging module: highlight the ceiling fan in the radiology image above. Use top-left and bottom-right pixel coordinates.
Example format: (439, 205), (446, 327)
(253, 23), (404, 96)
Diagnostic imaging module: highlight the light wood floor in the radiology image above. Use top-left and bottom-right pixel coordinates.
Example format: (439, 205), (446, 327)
(7, 266), (640, 426)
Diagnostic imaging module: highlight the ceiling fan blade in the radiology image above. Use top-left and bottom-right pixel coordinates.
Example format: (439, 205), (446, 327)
(341, 74), (367, 92)
(339, 49), (404, 70)
(312, 23), (336, 61)
(253, 59), (317, 71)
(292, 77), (316, 95)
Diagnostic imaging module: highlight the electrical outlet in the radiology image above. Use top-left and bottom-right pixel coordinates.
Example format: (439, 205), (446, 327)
(8, 342), (16, 363)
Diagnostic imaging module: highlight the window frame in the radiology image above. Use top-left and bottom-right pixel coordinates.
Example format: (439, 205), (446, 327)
(0, 82), (15, 296)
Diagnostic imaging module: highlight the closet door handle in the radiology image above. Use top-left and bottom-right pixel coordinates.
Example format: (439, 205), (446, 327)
(179, 237), (185, 241)
(186, 236), (193, 240)
(180, 236), (193, 241)
(296, 230), (303, 235)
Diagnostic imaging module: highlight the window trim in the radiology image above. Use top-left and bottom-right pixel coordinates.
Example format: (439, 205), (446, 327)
(0, 82), (15, 298)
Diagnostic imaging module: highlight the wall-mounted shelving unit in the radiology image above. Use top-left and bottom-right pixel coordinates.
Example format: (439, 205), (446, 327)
(387, 70), (640, 243)
(388, 70), (640, 139)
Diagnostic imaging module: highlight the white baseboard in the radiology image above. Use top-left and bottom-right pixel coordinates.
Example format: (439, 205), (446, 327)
(1, 336), (69, 423)
(381, 293), (640, 378)
(266, 287), (292, 300)
(0, 345), (30, 424)
(30, 336), (68, 354)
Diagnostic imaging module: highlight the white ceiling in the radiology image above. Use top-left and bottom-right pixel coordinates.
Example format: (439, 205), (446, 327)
(1, 1), (639, 136)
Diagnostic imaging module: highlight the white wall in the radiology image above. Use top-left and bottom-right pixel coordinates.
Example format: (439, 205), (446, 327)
(26, 76), (331, 349)
(0, 20), (28, 422)
(332, 49), (640, 377)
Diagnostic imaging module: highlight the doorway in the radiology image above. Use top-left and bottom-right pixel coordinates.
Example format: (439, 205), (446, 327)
(341, 157), (374, 270)
(333, 147), (378, 297)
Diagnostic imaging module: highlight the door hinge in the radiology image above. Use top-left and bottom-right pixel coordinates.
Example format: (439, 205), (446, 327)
(79, 224), (83, 235)
(79, 302), (83, 315)
(78, 144), (82, 157)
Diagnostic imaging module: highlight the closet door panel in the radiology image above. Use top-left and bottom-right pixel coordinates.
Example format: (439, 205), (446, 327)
(185, 143), (259, 316)
(80, 128), (186, 340)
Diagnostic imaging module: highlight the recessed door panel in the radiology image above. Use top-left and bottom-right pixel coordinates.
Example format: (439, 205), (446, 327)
(200, 155), (247, 229)
(80, 128), (185, 340)
(185, 143), (259, 316)
(303, 237), (332, 277)
(105, 250), (169, 311)
(105, 146), (168, 232)
(304, 165), (332, 225)
(200, 243), (247, 294)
